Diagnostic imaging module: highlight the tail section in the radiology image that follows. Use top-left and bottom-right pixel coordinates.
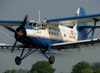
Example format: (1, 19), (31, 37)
(74, 7), (88, 40)
(76, 7), (86, 16)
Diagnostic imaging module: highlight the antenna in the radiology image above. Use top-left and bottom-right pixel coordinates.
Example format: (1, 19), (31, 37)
(39, 10), (40, 22)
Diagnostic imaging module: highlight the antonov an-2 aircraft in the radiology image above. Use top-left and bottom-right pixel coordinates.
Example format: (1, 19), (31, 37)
(0, 7), (100, 65)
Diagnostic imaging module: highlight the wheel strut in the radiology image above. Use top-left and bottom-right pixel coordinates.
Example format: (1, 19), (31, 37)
(15, 46), (55, 65)
(15, 47), (38, 65)
(40, 49), (55, 64)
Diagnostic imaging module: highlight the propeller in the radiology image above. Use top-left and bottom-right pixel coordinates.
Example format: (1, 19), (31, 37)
(3, 15), (28, 33)
(2, 15), (28, 53)
(3, 25), (16, 33)
(11, 15), (28, 52)
(20, 15), (28, 28)
(11, 40), (17, 52)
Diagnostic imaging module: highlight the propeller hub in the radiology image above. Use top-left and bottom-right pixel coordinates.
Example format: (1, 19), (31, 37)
(15, 27), (26, 42)
(17, 32), (21, 36)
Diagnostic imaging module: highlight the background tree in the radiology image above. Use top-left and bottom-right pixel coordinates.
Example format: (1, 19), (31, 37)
(3, 69), (28, 73)
(29, 60), (55, 73)
(91, 62), (100, 73)
(3, 69), (17, 73)
(17, 69), (28, 73)
(71, 61), (93, 73)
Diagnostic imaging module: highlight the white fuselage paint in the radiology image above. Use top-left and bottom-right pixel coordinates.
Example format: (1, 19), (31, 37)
(26, 24), (78, 44)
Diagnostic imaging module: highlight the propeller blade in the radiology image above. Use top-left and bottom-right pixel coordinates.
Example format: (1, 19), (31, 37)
(10, 15), (28, 53)
(11, 40), (17, 53)
(20, 15), (28, 28)
(3, 25), (16, 33)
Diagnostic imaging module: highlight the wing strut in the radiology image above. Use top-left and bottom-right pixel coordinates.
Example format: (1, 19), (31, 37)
(82, 18), (99, 39)
(91, 18), (99, 39)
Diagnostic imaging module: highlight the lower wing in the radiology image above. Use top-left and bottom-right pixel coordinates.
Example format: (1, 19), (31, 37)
(0, 43), (24, 50)
(51, 38), (100, 50)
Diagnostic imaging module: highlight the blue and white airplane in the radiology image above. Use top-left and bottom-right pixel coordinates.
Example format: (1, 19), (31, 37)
(0, 7), (100, 65)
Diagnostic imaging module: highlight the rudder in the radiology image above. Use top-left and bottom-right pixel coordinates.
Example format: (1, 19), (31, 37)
(75, 7), (88, 40)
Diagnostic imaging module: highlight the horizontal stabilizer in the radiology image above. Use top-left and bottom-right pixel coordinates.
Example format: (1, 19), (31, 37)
(78, 26), (100, 29)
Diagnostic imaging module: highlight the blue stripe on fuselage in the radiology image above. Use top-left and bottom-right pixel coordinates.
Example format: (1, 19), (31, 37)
(24, 26), (65, 47)
(25, 26), (34, 29)
(27, 36), (64, 46)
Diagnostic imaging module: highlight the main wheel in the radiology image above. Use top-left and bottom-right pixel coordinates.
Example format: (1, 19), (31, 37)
(15, 56), (21, 65)
(49, 56), (55, 64)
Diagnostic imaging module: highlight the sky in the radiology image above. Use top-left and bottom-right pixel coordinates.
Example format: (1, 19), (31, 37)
(0, 0), (100, 20)
(0, 0), (100, 73)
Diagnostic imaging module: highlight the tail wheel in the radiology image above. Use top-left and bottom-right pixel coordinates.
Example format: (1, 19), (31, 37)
(49, 56), (55, 64)
(15, 56), (21, 65)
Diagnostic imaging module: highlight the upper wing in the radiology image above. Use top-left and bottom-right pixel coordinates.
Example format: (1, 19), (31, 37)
(46, 14), (100, 26)
(78, 26), (100, 29)
(51, 38), (100, 49)
(0, 20), (29, 26)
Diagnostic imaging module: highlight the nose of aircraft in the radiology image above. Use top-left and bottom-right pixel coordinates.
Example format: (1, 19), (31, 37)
(14, 15), (28, 42)
(15, 27), (26, 42)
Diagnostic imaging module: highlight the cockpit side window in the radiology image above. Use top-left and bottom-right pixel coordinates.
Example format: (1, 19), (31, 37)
(36, 24), (41, 27)
(36, 23), (47, 28)
(42, 24), (47, 27)
(28, 22), (47, 29)
(28, 22), (33, 26)
(28, 22), (37, 27)
(33, 23), (37, 27)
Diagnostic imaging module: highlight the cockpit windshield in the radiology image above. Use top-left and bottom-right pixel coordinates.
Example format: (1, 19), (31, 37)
(28, 22), (37, 27)
(28, 20), (47, 29)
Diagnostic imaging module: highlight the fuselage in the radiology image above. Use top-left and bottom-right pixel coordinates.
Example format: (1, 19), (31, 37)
(24, 23), (78, 48)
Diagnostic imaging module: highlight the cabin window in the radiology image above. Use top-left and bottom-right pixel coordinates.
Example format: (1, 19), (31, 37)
(64, 34), (66, 37)
(52, 32), (53, 35)
(57, 33), (59, 36)
(54, 32), (56, 35)
(49, 31), (59, 36)
(49, 31), (51, 34)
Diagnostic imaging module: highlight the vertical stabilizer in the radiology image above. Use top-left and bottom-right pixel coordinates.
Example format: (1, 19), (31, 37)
(75, 7), (88, 40)
(76, 7), (86, 16)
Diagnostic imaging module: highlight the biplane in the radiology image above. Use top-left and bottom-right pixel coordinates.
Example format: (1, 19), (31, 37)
(0, 7), (100, 65)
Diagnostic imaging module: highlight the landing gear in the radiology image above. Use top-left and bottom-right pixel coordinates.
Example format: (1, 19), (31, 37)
(49, 56), (55, 64)
(14, 46), (55, 65)
(40, 48), (55, 64)
(15, 56), (21, 65)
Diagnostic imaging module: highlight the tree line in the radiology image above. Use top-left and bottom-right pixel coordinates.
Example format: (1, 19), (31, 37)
(3, 60), (100, 73)
(71, 61), (100, 73)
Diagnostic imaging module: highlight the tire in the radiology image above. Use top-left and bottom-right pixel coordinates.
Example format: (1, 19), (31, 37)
(15, 56), (21, 65)
(49, 55), (55, 64)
